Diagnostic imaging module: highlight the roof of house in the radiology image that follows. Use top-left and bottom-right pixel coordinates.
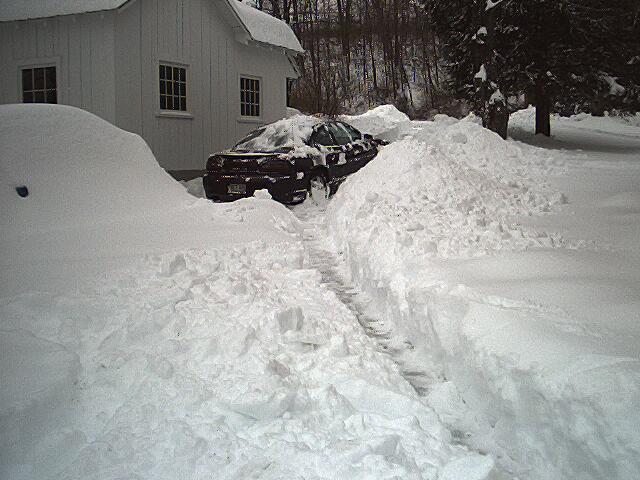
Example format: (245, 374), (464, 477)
(0, 0), (304, 53)
(225, 1), (303, 53)
(0, 0), (129, 21)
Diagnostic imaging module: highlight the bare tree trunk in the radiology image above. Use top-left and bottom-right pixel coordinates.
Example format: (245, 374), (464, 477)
(535, 77), (551, 136)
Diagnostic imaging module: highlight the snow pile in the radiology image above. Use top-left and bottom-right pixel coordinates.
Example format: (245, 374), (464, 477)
(341, 104), (414, 141)
(330, 115), (566, 267)
(229, 0), (304, 53)
(0, 244), (496, 479)
(327, 107), (640, 480)
(180, 177), (206, 198)
(0, 104), (299, 295)
(1, 104), (193, 235)
(1, 104), (496, 479)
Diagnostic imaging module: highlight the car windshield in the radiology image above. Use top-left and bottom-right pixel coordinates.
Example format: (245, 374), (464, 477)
(233, 116), (323, 152)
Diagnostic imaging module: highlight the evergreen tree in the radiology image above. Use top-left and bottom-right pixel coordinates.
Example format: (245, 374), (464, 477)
(425, 0), (640, 136)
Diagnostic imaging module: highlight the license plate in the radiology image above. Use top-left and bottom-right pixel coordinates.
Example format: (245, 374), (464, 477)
(228, 184), (246, 195)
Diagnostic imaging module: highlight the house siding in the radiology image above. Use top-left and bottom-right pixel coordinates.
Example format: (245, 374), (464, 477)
(0, 12), (117, 123)
(115, 0), (297, 172)
(1, 0), (298, 173)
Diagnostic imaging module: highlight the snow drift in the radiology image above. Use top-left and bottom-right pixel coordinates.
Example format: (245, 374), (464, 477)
(328, 107), (640, 480)
(1, 104), (496, 479)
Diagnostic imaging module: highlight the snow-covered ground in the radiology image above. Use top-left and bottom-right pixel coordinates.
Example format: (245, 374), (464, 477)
(1, 105), (495, 479)
(3, 103), (639, 480)
(328, 106), (640, 480)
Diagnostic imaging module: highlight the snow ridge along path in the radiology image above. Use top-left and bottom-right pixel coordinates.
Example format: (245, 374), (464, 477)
(328, 106), (640, 480)
(2, 105), (498, 479)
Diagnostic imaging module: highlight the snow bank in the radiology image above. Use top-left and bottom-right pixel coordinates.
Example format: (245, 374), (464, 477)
(0, 244), (496, 479)
(341, 104), (415, 141)
(328, 107), (640, 479)
(1, 104), (192, 235)
(0, 104), (299, 295)
(1, 104), (494, 479)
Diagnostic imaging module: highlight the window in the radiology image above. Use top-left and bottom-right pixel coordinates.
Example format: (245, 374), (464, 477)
(240, 77), (260, 117)
(22, 66), (57, 104)
(159, 64), (187, 111)
(337, 122), (362, 142)
(328, 122), (352, 146)
(310, 124), (335, 147)
(286, 78), (295, 107)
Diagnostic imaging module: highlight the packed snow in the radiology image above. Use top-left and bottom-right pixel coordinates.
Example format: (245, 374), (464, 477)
(1, 104), (495, 479)
(327, 105), (640, 480)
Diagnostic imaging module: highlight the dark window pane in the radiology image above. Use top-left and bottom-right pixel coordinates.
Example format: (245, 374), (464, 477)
(179, 83), (185, 96)
(173, 67), (179, 81)
(159, 65), (166, 79)
(160, 80), (166, 94)
(180, 68), (186, 81)
(34, 68), (45, 89)
(167, 96), (173, 109)
(45, 67), (56, 88)
(166, 67), (172, 80)
(160, 95), (166, 109)
(34, 91), (45, 103)
(23, 91), (34, 103)
(241, 103), (246, 116)
(255, 92), (260, 104)
(46, 89), (57, 104)
(180, 97), (186, 111)
(22, 69), (33, 91)
(255, 105), (260, 117)
(255, 80), (260, 92)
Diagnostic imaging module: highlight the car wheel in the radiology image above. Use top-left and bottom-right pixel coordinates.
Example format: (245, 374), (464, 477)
(309, 173), (330, 206)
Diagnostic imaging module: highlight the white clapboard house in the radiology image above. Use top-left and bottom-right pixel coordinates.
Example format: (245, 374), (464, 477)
(0, 0), (303, 177)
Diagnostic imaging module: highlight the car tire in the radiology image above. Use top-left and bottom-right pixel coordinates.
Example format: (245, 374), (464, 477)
(309, 173), (330, 206)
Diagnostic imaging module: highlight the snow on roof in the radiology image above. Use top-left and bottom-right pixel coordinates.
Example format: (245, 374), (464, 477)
(227, 1), (304, 53)
(0, 0), (128, 22)
(0, 0), (304, 54)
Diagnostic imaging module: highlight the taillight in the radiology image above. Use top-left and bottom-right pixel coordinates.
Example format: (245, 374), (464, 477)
(207, 155), (224, 172)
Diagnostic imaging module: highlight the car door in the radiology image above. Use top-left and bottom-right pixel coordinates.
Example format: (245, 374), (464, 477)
(335, 121), (378, 171)
(309, 123), (346, 179)
(326, 122), (361, 177)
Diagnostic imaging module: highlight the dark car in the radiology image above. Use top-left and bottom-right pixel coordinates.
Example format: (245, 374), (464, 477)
(203, 116), (385, 204)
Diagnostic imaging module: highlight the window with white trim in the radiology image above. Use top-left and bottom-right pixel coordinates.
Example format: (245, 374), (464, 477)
(22, 66), (57, 103)
(240, 77), (261, 117)
(159, 64), (187, 111)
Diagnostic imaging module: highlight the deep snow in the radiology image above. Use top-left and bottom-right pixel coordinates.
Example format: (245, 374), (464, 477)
(327, 106), (640, 480)
(1, 104), (494, 479)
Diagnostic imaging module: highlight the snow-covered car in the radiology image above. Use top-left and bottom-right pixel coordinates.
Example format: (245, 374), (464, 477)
(203, 116), (386, 204)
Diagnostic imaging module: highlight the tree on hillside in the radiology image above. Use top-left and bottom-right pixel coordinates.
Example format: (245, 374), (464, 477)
(425, 0), (640, 136)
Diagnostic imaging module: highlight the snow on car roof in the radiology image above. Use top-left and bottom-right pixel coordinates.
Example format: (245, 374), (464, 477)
(228, 1), (304, 53)
(233, 115), (324, 152)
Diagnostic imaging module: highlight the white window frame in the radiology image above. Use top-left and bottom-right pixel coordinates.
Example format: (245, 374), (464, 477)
(17, 57), (61, 104)
(156, 60), (192, 119)
(239, 74), (262, 123)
